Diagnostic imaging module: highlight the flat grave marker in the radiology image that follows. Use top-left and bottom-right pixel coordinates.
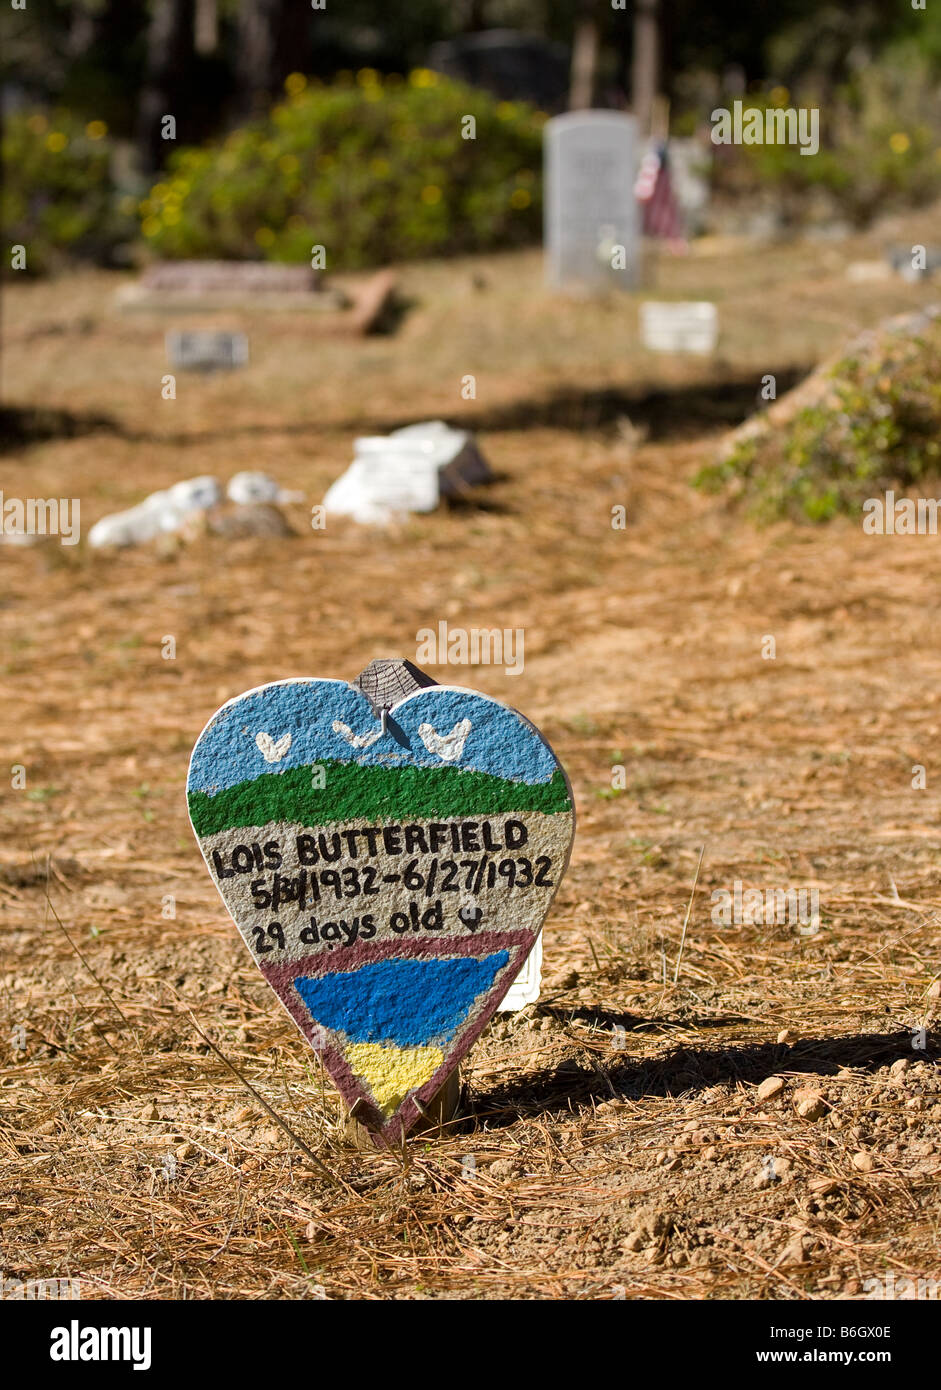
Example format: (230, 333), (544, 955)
(166, 330), (249, 372)
(640, 301), (718, 354)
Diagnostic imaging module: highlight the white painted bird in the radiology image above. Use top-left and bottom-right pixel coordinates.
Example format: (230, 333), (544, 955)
(255, 731), (292, 763)
(418, 719), (471, 762)
(332, 720), (382, 749)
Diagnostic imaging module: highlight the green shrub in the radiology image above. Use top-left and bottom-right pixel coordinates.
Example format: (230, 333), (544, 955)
(694, 316), (941, 522)
(712, 55), (941, 227)
(140, 69), (545, 267)
(2, 110), (133, 274)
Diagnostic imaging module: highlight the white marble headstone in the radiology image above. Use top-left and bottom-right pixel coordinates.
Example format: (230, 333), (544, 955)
(544, 111), (640, 290)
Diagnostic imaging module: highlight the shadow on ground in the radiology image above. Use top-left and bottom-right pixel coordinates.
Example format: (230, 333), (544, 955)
(1, 366), (814, 454)
(469, 1030), (939, 1129)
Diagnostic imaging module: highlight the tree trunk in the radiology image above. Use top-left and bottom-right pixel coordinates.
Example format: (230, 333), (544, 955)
(137, 0), (196, 174)
(569, 0), (600, 111)
(194, 0), (218, 54)
(237, 0), (310, 114)
(632, 0), (659, 136)
(465, 0), (488, 30)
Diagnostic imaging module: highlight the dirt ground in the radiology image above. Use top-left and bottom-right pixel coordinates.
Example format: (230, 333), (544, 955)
(1, 219), (940, 1300)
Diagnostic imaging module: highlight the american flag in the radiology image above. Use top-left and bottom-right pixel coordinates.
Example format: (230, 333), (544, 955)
(634, 142), (687, 252)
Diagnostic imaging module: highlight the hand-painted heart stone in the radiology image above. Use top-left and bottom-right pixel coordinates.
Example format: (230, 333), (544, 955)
(187, 672), (575, 1145)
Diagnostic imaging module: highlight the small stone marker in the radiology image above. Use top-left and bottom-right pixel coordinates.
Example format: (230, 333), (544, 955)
(166, 330), (249, 372)
(544, 111), (640, 290)
(497, 931), (542, 1012)
(186, 660), (575, 1146)
(640, 301), (718, 354)
(886, 245), (941, 283)
(323, 421), (493, 525)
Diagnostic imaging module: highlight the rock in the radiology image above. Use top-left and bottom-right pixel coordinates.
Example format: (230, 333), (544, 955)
(851, 1151), (873, 1173)
(809, 1178), (840, 1195)
(928, 979), (941, 1001)
(890, 1058), (911, 1078)
(208, 502), (296, 539)
(777, 1029), (793, 1044)
(489, 1158), (519, 1181)
(794, 1089), (827, 1121)
(757, 1076), (786, 1103)
(625, 1205), (673, 1249)
(140, 1101), (160, 1122)
(175, 1141), (196, 1160)
(89, 475), (222, 549)
(779, 1233), (808, 1266)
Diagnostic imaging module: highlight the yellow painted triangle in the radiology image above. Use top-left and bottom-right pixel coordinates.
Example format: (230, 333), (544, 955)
(345, 1042), (445, 1117)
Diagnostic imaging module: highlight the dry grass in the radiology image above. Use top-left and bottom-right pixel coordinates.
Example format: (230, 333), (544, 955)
(1, 216), (940, 1300)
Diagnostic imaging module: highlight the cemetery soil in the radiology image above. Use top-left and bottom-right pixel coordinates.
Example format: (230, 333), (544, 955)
(2, 219), (941, 1300)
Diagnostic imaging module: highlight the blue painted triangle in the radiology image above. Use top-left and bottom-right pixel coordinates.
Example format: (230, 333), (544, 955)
(293, 951), (510, 1049)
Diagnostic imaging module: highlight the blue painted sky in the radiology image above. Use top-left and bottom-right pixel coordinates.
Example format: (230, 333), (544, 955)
(292, 951), (510, 1048)
(187, 679), (560, 795)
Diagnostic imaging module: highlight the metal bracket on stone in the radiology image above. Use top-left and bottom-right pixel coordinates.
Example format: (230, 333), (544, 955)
(352, 658), (437, 718)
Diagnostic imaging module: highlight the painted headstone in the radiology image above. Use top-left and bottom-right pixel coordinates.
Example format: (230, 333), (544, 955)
(187, 660), (575, 1145)
(166, 330), (249, 372)
(640, 301), (718, 354)
(544, 111), (640, 290)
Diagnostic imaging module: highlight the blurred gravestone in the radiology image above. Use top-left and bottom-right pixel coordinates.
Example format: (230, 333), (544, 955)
(545, 112), (640, 290)
(166, 330), (249, 372)
(323, 422), (493, 526)
(119, 260), (348, 312)
(640, 302), (718, 354)
(427, 29), (569, 111)
(147, 261), (321, 294)
(665, 138), (712, 236)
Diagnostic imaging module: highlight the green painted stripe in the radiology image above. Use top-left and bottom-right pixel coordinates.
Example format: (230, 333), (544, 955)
(188, 761), (571, 838)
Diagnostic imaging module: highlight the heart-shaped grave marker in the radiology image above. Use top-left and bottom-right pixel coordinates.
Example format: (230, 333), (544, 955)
(187, 661), (575, 1145)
